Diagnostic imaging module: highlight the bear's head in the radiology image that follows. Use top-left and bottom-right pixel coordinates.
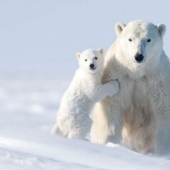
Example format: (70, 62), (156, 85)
(76, 48), (104, 74)
(115, 20), (166, 75)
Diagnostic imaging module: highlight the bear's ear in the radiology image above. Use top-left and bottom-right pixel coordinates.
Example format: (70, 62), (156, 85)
(157, 24), (166, 38)
(115, 22), (125, 35)
(98, 48), (104, 55)
(76, 52), (81, 60)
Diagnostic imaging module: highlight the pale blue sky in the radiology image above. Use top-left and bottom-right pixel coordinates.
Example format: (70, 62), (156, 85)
(0, 0), (169, 80)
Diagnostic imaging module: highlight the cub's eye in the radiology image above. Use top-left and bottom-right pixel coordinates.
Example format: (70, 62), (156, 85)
(85, 59), (87, 61)
(129, 38), (132, 42)
(147, 39), (151, 42)
(95, 57), (98, 60)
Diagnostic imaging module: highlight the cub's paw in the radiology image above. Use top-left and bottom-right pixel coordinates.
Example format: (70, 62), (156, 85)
(107, 79), (119, 96)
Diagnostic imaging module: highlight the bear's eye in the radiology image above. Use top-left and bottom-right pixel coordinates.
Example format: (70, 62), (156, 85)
(129, 38), (132, 42)
(95, 57), (98, 60)
(85, 59), (87, 62)
(147, 39), (151, 42)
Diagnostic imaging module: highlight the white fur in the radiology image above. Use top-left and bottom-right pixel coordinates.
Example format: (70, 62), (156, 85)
(91, 20), (170, 157)
(52, 48), (119, 140)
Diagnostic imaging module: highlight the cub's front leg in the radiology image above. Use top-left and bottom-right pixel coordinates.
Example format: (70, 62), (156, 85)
(92, 80), (119, 102)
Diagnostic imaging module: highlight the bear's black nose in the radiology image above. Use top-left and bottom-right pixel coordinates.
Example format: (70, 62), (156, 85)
(135, 53), (144, 63)
(90, 64), (94, 68)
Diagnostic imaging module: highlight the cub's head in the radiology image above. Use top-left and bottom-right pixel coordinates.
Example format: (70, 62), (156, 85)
(115, 20), (166, 65)
(76, 48), (104, 73)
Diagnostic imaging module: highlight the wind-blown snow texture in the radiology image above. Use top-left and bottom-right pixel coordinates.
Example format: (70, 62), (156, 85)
(1, 0), (170, 169)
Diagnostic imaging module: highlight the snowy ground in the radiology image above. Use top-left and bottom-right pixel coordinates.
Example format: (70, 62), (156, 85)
(0, 80), (170, 170)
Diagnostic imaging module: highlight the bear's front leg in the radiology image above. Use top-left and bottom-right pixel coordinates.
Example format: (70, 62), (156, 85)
(91, 100), (111, 144)
(148, 76), (170, 157)
(91, 97), (124, 145)
(155, 112), (170, 157)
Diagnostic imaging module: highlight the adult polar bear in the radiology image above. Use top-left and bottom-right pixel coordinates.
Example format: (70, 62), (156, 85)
(91, 20), (170, 156)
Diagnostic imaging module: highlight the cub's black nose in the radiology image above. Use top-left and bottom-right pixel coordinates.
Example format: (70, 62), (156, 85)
(90, 64), (94, 68)
(135, 53), (144, 63)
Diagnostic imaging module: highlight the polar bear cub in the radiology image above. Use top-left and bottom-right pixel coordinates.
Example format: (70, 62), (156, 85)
(51, 48), (119, 140)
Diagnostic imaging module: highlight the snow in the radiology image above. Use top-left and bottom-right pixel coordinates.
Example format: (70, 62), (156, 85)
(0, 80), (170, 170)
(1, 0), (170, 169)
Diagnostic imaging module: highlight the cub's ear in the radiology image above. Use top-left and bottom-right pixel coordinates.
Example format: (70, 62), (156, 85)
(76, 52), (81, 60)
(115, 22), (125, 35)
(98, 48), (104, 55)
(157, 24), (166, 38)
